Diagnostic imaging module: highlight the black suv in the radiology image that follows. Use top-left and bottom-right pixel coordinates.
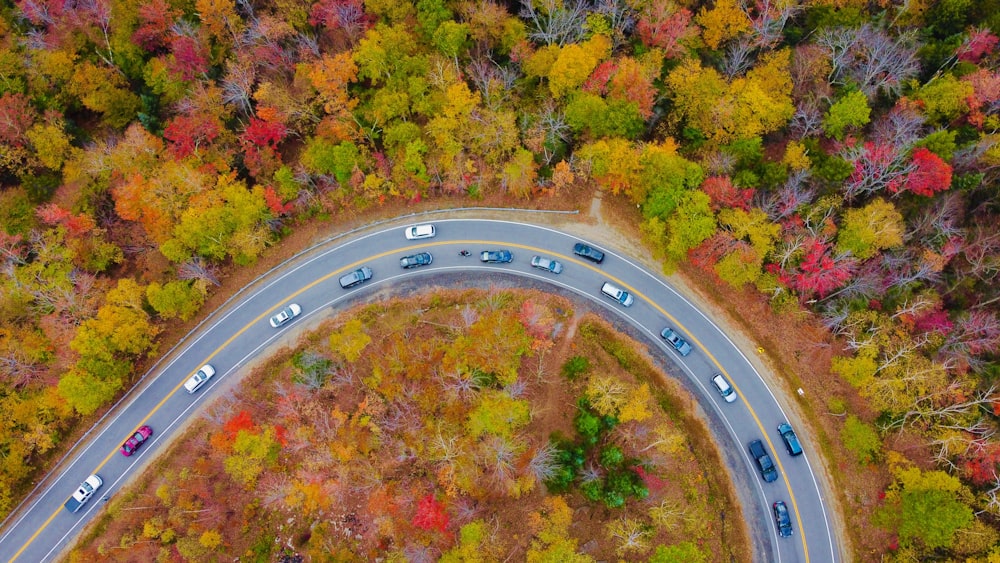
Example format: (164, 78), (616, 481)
(748, 439), (778, 482)
(773, 500), (793, 537)
(573, 242), (605, 264)
(777, 423), (803, 456)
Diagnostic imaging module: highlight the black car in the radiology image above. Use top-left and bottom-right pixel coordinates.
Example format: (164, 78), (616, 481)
(748, 439), (778, 483)
(400, 252), (433, 269)
(773, 500), (793, 537)
(573, 242), (605, 263)
(480, 250), (513, 263)
(778, 423), (803, 456)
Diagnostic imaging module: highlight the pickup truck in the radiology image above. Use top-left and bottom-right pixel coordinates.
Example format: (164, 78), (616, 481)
(748, 440), (778, 483)
(64, 474), (103, 513)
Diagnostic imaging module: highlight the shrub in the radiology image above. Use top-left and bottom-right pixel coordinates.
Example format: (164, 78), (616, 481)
(841, 415), (882, 464)
(561, 355), (590, 380)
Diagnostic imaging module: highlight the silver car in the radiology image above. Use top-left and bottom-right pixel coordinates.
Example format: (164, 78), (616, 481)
(530, 255), (563, 274)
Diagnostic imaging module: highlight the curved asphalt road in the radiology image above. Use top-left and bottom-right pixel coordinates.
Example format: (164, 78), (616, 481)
(0, 219), (840, 563)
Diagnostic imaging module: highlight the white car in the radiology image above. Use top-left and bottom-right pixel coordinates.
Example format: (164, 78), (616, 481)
(184, 364), (216, 394)
(269, 303), (302, 328)
(404, 224), (436, 240)
(712, 374), (737, 403)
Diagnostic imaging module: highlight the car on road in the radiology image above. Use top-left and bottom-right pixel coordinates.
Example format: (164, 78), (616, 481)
(339, 266), (374, 288)
(573, 242), (605, 263)
(480, 250), (513, 263)
(773, 500), (793, 537)
(748, 439), (778, 483)
(778, 422), (803, 456)
(64, 474), (102, 513)
(120, 425), (153, 456)
(660, 327), (693, 356)
(530, 255), (563, 274)
(600, 282), (634, 307)
(400, 252), (433, 269)
(184, 364), (216, 394)
(711, 373), (737, 403)
(269, 303), (302, 328)
(404, 224), (436, 240)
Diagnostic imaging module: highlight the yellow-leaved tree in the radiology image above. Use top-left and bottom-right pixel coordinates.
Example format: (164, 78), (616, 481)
(547, 34), (611, 97)
(696, 0), (750, 49)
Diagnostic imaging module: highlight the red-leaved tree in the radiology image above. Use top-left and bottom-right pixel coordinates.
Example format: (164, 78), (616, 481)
(773, 238), (855, 299)
(36, 204), (95, 236)
(701, 176), (754, 211)
(169, 34), (209, 81)
(223, 410), (259, 439)
(132, 0), (178, 52)
(904, 148), (952, 197)
(582, 60), (617, 95)
(412, 493), (449, 533)
(163, 114), (220, 159)
(957, 27), (999, 64)
(242, 117), (287, 150)
(635, 4), (697, 58)
(263, 185), (294, 215)
(309, 0), (371, 46)
(0, 93), (37, 146)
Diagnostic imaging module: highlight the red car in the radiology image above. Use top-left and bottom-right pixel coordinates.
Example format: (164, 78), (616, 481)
(120, 425), (153, 456)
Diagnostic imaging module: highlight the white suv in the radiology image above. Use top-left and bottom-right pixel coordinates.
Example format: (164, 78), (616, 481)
(601, 282), (634, 307)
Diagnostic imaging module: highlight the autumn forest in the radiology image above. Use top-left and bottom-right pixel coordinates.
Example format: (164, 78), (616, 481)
(1, 0), (1000, 559)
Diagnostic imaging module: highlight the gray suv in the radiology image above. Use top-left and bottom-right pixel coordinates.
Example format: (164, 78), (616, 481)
(339, 267), (373, 288)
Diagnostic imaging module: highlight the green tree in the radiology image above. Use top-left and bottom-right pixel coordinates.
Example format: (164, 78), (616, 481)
(502, 147), (538, 198)
(58, 366), (128, 415)
(878, 458), (975, 550)
(301, 138), (360, 185)
(914, 74), (973, 125)
(416, 0), (453, 39)
(913, 129), (957, 161)
(440, 520), (495, 562)
(637, 142), (704, 211)
(718, 208), (780, 256)
(146, 280), (204, 321)
(565, 93), (644, 140)
(466, 389), (531, 439)
(665, 191), (717, 262)
(823, 89), (870, 141)
(432, 21), (470, 57)
(163, 174), (272, 265)
(223, 427), (279, 488)
(836, 198), (904, 260)
(328, 318), (372, 363)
